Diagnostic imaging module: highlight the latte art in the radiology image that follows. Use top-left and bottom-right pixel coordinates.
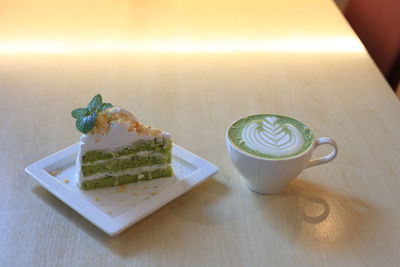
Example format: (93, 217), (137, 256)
(241, 116), (303, 156)
(228, 114), (313, 159)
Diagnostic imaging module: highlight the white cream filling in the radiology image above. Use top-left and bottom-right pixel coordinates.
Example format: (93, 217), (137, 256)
(81, 151), (165, 166)
(78, 164), (170, 182)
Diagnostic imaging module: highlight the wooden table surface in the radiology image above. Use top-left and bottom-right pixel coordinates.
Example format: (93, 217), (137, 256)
(1, 0), (400, 266)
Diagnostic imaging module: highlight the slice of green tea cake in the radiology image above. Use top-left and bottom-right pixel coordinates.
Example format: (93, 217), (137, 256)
(71, 94), (173, 190)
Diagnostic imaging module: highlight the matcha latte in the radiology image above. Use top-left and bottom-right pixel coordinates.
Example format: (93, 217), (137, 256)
(228, 114), (314, 159)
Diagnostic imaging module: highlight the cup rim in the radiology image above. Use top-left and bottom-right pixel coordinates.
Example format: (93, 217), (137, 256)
(226, 113), (315, 161)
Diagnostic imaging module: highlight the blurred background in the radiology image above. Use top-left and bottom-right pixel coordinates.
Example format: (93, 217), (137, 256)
(334, 0), (399, 95)
(0, 0), (398, 96)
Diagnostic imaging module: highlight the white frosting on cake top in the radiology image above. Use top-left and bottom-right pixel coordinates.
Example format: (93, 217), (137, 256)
(80, 106), (170, 153)
(104, 106), (138, 122)
(80, 122), (154, 154)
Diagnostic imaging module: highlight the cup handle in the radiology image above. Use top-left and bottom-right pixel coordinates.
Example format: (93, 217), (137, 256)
(306, 137), (338, 169)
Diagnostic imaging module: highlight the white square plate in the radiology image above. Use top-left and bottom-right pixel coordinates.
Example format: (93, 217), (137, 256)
(25, 143), (219, 236)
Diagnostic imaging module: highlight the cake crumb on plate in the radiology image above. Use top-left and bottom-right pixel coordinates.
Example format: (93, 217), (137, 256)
(49, 169), (62, 176)
(117, 186), (126, 192)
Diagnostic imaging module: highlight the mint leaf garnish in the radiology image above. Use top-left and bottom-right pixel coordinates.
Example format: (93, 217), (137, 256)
(100, 103), (113, 111)
(71, 94), (114, 134)
(76, 113), (97, 134)
(71, 108), (89, 119)
(87, 94), (103, 112)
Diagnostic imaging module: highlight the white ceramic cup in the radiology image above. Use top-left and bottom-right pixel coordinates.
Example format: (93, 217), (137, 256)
(226, 116), (338, 194)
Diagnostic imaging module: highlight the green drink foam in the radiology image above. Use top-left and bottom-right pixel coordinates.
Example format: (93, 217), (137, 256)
(228, 114), (314, 159)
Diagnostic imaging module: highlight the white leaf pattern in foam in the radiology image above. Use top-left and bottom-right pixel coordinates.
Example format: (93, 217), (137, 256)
(241, 116), (304, 156)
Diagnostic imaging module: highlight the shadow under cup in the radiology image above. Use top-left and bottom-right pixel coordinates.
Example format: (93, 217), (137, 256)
(226, 114), (338, 194)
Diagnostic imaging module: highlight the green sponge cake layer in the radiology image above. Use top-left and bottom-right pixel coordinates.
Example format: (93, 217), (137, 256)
(82, 139), (172, 163)
(81, 151), (171, 177)
(80, 166), (173, 190)
(78, 138), (173, 190)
